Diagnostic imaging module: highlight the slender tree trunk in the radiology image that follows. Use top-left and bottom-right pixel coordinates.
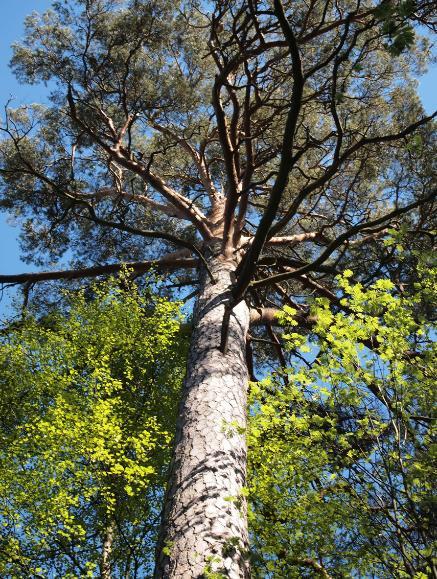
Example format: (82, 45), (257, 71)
(101, 519), (115, 579)
(154, 255), (250, 578)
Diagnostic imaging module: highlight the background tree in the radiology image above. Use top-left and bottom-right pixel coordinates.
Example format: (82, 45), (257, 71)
(0, 0), (435, 575)
(248, 258), (436, 578)
(0, 276), (186, 578)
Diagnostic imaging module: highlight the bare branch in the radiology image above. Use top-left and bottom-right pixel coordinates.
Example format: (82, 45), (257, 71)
(265, 232), (326, 246)
(249, 307), (280, 326)
(66, 86), (213, 239)
(253, 191), (436, 289)
(0, 253), (197, 285)
(87, 187), (188, 219)
(232, 0), (305, 301)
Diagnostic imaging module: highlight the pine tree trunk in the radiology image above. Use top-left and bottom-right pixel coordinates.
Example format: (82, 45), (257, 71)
(154, 255), (250, 578)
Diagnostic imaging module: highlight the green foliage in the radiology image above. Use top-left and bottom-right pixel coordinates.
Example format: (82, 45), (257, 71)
(0, 275), (186, 577)
(1, 266), (435, 577)
(203, 555), (227, 579)
(375, 0), (417, 56)
(248, 263), (436, 578)
(0, 1), (435, 574)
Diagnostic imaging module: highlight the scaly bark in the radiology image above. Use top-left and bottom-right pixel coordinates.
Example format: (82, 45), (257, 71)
(155, 254), (250, 578)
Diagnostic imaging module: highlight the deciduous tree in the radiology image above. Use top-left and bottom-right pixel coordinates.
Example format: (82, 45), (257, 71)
(248, 261), (436, 578)
(0, 276), (186, 578)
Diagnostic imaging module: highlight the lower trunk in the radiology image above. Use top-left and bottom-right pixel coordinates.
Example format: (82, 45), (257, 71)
(101, 519), (115, 579)
(154, 256), (250, 578)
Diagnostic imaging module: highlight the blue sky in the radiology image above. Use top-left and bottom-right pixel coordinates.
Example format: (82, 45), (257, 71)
(0, 2), (436, 313)
(0, 1), (53, 280)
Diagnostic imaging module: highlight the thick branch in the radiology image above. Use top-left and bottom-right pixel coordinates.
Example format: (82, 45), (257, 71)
(249, 307), (315, 328)
(265, 231), (326, 246)
(249, 307), (280, 326)
(87, 187), (188, 219)
(0, 254), (197, 285)
(253, 191), (436, 289)
(269, 112), (437, 237)
(66, 87), (213, 239)
(232, 0), (305, 301)
(213, 78), (242, 255)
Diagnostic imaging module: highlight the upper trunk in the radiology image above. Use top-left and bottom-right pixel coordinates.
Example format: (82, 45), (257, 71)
(154, 254), (250, 578)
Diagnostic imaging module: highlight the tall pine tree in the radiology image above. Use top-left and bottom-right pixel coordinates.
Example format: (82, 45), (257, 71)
(0, 1), (435, 575)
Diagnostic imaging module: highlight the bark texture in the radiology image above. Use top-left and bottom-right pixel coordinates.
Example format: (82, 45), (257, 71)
(100, 519), (115, 579)
(155, 256), (250, 578)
